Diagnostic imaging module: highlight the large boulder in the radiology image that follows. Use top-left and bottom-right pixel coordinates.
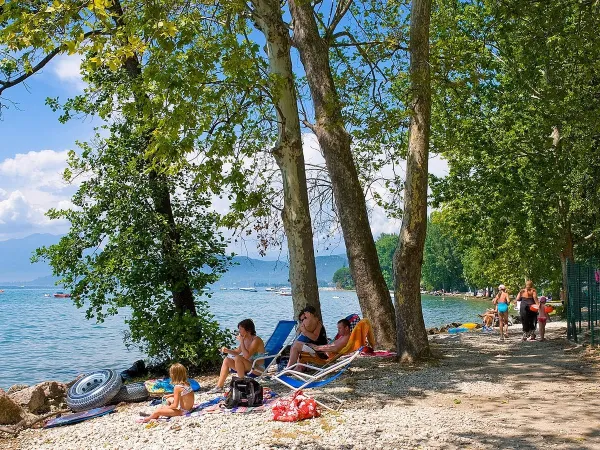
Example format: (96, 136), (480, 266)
(9, 381), (67, 414)
(0, 389), (24, 425)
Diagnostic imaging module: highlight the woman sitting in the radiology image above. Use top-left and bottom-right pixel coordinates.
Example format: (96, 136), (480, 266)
(208, 319), (265, 394)
(287, 305), (327, 368)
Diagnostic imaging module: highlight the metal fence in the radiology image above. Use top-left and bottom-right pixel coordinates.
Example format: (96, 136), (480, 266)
(567, 259), (600, 344)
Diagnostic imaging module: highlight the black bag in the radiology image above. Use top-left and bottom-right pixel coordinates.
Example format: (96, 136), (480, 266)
(224, 377), (263, 409)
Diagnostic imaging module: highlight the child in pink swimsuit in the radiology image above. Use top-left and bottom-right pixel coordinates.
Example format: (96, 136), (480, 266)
(537, 296), (549, 341)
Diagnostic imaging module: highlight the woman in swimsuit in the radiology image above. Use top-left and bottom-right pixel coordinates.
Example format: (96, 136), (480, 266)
(287, 305), (328, 368)
(142, 363), (195, 422)
(494, 284), (510, 341)
(515, 280), (539, 341)
(208, 319), (265, 394)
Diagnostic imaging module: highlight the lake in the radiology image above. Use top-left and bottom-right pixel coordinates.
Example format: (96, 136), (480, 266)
(0, 287), (492, 389)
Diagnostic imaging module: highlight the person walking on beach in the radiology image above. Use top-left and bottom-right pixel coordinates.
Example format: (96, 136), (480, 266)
(537, 296), (549, 341)
(515, 280), (539, 341)
(141, 363), (194, 422)
(208, 319), (265, 394)
(494, 284), (510, 341)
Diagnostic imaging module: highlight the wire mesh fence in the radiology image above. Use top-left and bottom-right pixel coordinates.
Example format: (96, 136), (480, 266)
(567, 259), (600, 344)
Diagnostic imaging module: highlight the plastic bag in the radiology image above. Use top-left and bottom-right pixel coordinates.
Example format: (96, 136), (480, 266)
(271, 391), (321, 422)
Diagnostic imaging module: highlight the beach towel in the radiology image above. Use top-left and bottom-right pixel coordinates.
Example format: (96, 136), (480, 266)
(359, 349), (397, 358)
(188, 388), (278, 417)
(145, 378), (200, 396)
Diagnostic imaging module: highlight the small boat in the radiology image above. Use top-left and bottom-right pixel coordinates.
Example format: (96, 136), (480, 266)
(53, 292), (71, 298)
(277, 290), (293, 296)
(220, 287), (228, 290)
(44, 293), (51, 297)
(0, 289), (4, 293)
(239, 287), (257, 292)
(265, 287), (276, 292)
(332, 296), (340, 299)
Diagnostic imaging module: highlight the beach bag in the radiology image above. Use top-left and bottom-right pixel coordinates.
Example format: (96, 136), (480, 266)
(224, 377), (263, 409)
(272, 391), (321, 422)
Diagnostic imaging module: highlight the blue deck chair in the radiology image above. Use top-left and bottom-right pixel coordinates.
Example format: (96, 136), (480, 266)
(272, 348), (362, 411)
(229, 319), (297, 380)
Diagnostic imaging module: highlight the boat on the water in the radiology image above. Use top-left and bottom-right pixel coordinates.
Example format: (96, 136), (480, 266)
(0, 289), (4, 293)
(265, 287), (276, 292)
(239, 287), (257, 292)
(53, 292), (71, 298)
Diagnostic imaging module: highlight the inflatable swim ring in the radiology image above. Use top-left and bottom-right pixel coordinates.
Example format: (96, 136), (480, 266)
(461, 323), (478, 329)
(529, 304), (554, 313)
(145, 378), (200, 396)
(66, 369), (122, 412)
(448, 327), (468, 334)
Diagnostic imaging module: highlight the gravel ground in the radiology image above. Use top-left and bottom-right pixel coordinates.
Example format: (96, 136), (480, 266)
(4, 321), (600, 450)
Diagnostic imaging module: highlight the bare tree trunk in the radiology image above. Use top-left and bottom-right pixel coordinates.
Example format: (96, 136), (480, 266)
(252, 0), (321, 319)
(288, 0), (397, 349)
(393, 0), (432, 362)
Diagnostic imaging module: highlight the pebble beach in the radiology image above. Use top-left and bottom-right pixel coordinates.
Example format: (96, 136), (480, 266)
(3, 321), (599, 450)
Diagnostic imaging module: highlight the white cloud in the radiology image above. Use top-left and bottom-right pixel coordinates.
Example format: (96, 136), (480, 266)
(51, 54), (86, 91)
(0, 190), (68, 238)
(0, 150), (75, 240)
(0, 149), (73, 191)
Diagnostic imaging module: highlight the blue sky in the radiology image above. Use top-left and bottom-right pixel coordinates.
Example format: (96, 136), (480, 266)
(0, 53), (448, 257)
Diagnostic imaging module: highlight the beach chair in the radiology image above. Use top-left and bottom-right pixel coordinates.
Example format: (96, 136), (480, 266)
(300, 318), (375, 366)
(228, 319), (297, 380)
(272, 348), (362, 411)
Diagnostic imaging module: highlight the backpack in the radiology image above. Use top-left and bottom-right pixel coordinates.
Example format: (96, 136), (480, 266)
(224, 377), (263, 409)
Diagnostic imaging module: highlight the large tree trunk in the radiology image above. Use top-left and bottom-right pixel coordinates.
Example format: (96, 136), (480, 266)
(393, 0), (432, 362)
(252, 0), (321, 319)
(112, 0), (196, 316)
(287, 0), (397, 349)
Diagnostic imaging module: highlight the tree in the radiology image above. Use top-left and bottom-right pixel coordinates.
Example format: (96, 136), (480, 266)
(393, 0), (432, 361)
(2, 0), (268, 366)
(250, 0), (322, 320)
(332, 267), (355, 290)
(421, 215), (466, 292)
(288, 0), (397, 349)
(429, 0), (600, 298)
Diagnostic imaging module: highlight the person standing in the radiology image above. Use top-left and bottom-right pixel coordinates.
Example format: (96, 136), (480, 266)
(494, 284), (510, 341)
(515, 280), (539, 341)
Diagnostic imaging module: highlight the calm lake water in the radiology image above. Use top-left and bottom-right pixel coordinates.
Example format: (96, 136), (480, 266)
(0, 287), (492, 389)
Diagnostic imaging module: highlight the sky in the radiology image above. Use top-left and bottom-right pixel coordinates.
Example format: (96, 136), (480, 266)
(0, 54), (448, 258)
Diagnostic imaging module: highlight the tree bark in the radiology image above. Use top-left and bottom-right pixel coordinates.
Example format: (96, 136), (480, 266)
(288, 0), (397, 349)
(393, 0), (432, 362)
(252, 0), (321, 319)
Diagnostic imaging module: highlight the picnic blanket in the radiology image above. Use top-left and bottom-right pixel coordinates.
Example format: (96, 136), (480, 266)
(188, 387), (278, 417)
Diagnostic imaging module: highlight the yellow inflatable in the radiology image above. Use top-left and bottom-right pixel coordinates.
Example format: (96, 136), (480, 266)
(462, 322), (478, 329)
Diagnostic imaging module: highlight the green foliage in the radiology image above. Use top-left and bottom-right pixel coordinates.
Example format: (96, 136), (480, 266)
(421, 215), (466, 292)
(332, 266), (355, 290)
(429, 0), (600, 293)
(375, 233), (398, 289)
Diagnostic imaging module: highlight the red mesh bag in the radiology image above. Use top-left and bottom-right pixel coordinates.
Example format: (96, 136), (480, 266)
(271, 391), (321, 422)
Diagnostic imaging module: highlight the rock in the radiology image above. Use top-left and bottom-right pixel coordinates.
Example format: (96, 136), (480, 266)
(10, 385), (47, 414)
(8, 381), (66, 414)
(0, 388), (24, 425)
(7, 384), (29, 395)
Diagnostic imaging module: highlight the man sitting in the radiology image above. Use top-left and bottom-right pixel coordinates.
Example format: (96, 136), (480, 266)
(306, 319), (352, 359)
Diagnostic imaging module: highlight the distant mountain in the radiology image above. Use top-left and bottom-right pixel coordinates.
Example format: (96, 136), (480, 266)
(0, 234), (61, 282)
(215, 254), (348, 287)
(0, 234), (349, 285)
